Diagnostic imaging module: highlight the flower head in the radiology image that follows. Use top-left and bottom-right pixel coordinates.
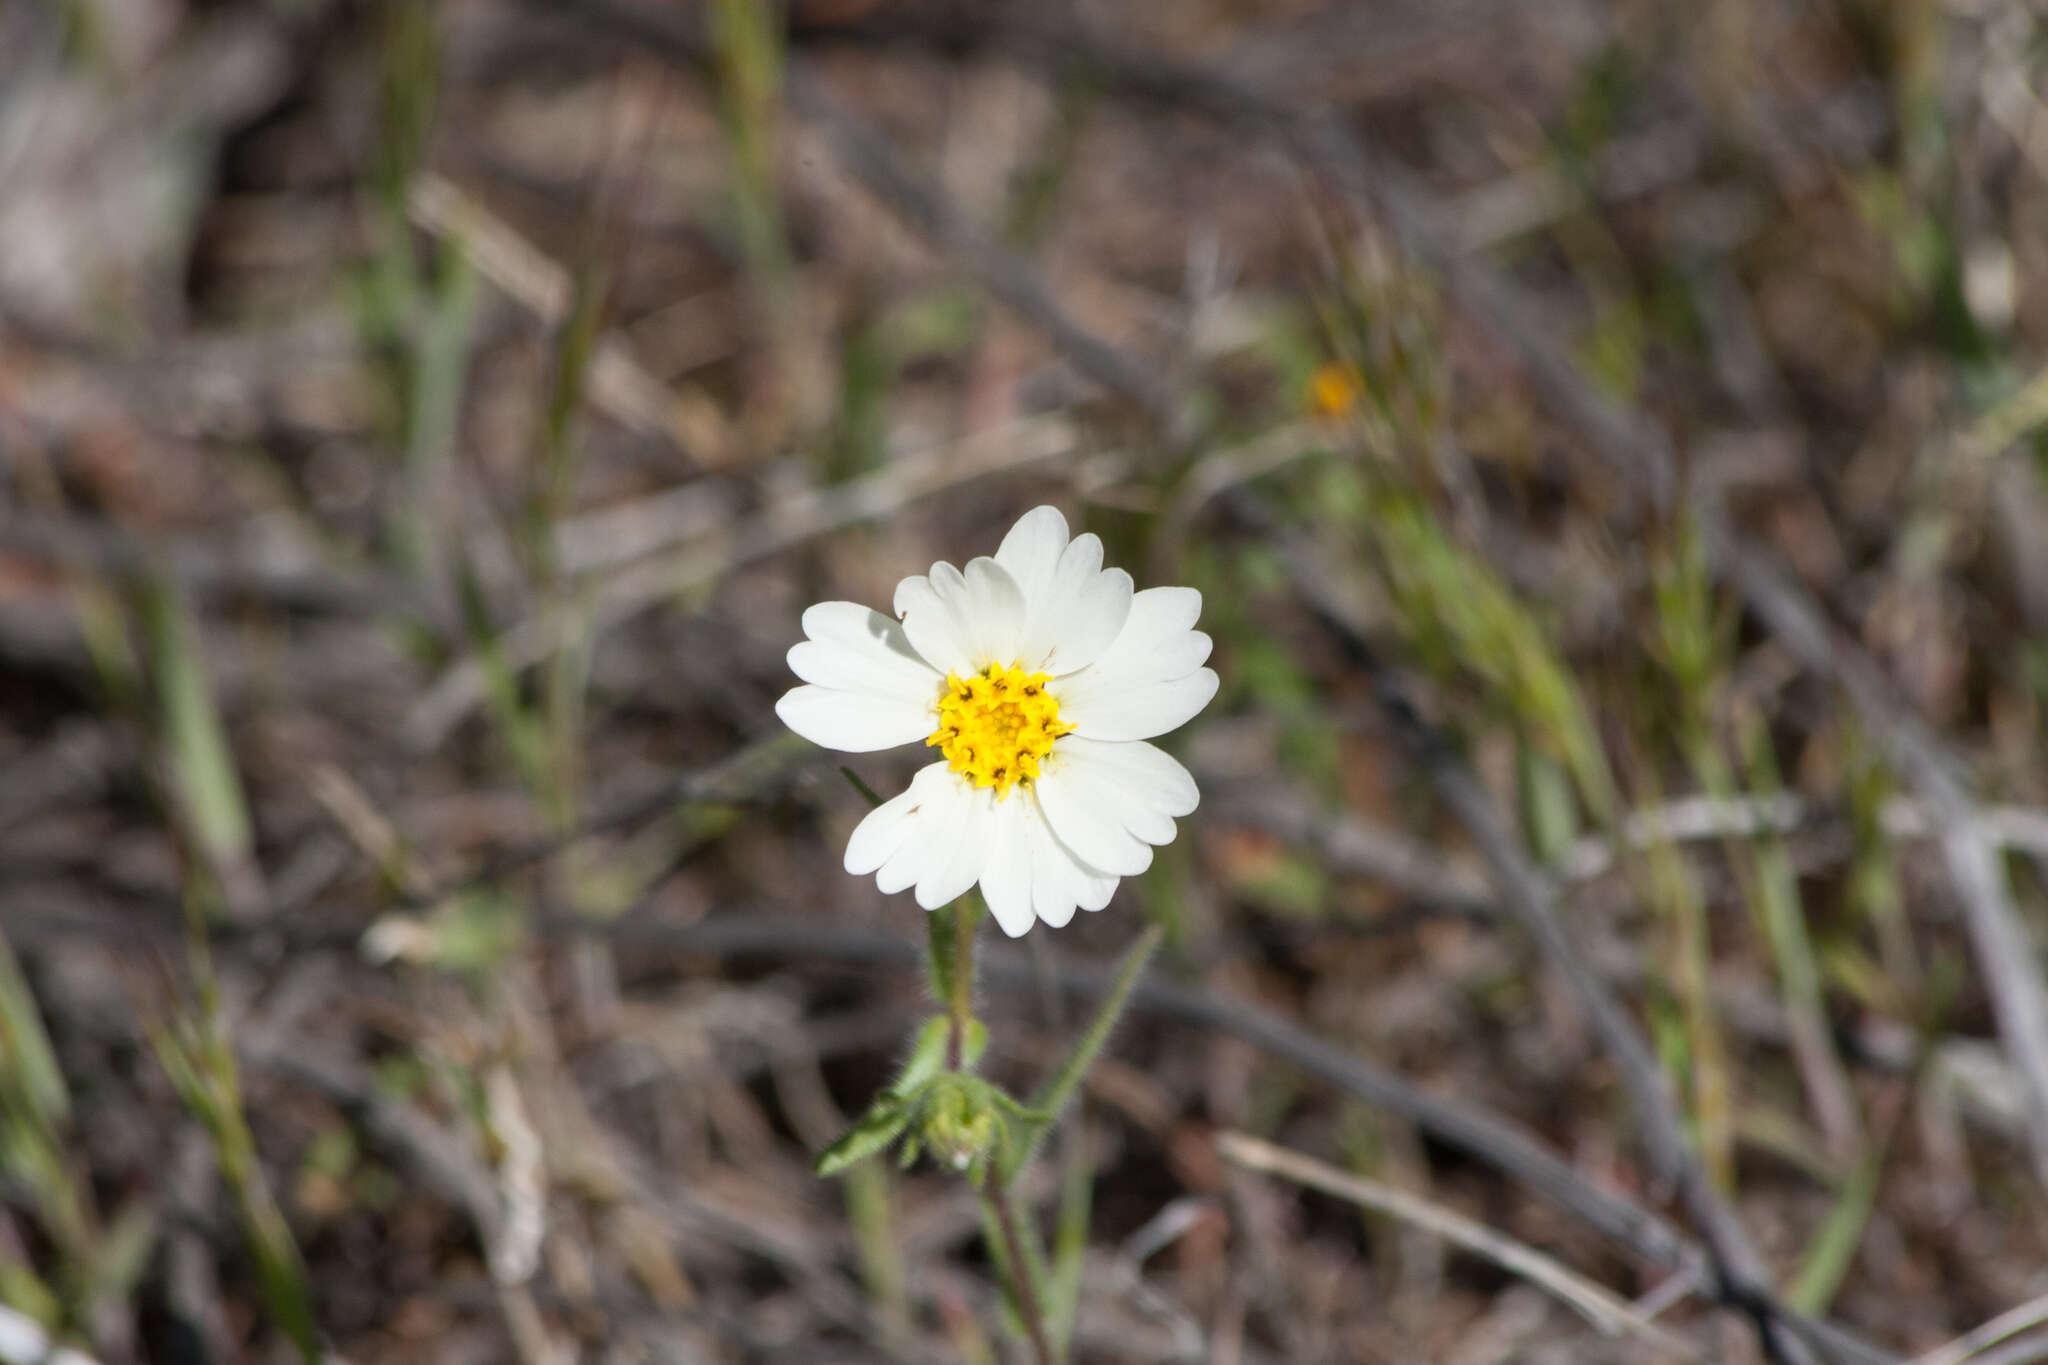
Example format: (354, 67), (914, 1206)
(776, 506), (1218, 936)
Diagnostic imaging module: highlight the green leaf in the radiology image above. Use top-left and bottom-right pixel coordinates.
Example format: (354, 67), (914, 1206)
(814, 1099), (914, 1177)
(0, 936), (68, 1128)
(140, 577), (251, 867)
(457, 561), (550, 792)
(81, 1198), (159, 1307)
(956, 1018), (989, 1073)
(876, 1016), (990, 1112)
(1788, 1142), (1882, 1314)
(1000, 927), (1160, 1182)
(0, 1262), (60, 1332)
(364, 891), (529, 972)
(1516, 744), (1579, 867)
(1047, 1125), (1093, 1357)
(888, 1017), (952, 1101)
(989, 1089), (1054, 1128)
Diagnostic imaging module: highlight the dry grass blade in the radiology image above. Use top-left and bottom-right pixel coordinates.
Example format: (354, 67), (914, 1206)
(407, 172), (685, 449)
(1217, 1131), (1707, 1362)
(1712, 543), (2048, 1194)
(402, 412), (1083, 748)
(1912, 1294), (2048, 1365)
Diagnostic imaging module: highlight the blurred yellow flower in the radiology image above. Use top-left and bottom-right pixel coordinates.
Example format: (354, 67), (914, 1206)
(1308, 361), (1363, 419)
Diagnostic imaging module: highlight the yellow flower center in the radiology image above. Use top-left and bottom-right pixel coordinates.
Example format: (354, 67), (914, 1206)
(925, 663), (1073, 798)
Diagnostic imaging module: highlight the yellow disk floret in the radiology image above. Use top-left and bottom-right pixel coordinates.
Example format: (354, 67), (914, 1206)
(926, 663), (1073, 798)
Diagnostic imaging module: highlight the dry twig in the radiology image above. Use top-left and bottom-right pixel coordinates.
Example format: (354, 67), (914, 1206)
(1912, 1295), (2048, 1365)
(1217, 1131), (1707, 1362)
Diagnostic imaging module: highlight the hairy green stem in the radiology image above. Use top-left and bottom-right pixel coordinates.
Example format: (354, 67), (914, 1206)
(983, 1177), (1057, 1365)
(946, 897), (978, 1070)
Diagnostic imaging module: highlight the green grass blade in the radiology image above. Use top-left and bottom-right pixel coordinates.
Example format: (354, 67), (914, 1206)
(1001, 927), (1161, 1183)
(139, 577), (251, 871)
(0, 937), (68, 1128)
(1045, 1121), (1092, 1359)
(1787, 1141), (1882, 1314)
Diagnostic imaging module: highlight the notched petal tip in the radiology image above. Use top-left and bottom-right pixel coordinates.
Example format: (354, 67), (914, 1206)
(981, 883), (1038, 937)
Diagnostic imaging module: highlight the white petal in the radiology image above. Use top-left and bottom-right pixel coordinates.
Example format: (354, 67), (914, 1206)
(1103, 586), (1204, 666)
(844, 762), (951, 874)
(1077, 871), (1118, 912)
(917, 784), (995, 910)
(1030, 849), (1083, 929)
(844, 789), (917, 876)
(981, 787), (1117, 935)
(873, 766), (971, 894)
(894, 572), (975, 677)
(876, 843), (923, 895)
(1034, 878), (1081, 928)
(1027, 819), (1118, 928)
(990, 507), (1135, 674)
(1032, 763), (1152, 876)
(994, 506), (1070, 608)
(776, 684), (935, 752)
(1060, 668), (1219, 743)
(1029, 534), (1134, 675)
(963, 556), (1030, 665)
(789, 602), (941, 701)
(1051, 586), (1215, 734)
(979, 796), (1039, 938)
(1053, 737), (1199, 843)
(894, 556), (1028, 676)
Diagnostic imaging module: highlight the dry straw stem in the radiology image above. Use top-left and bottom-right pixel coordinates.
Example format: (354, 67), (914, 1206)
(406, 172), (685, 449)
(1201, 780), (1493, 910)
(1217, 1131), (1707, 1362)
(239, 1021), (886, 1346)
(1911, 1293), (2048, 1365)
(1219, 782), (2048, 907)
(782, 67), (1187, 444)
(0, 892), (1877, 1365)
(402, 411), (1084, 748)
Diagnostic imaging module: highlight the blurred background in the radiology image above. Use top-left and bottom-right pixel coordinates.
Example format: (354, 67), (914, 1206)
(4, 0), (2048, 1361)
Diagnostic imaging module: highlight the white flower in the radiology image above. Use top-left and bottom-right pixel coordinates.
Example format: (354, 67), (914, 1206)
(776, 506), (1218, 937)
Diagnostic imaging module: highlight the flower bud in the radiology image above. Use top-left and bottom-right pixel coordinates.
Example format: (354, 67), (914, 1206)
(920, 1077), (1000, 1177)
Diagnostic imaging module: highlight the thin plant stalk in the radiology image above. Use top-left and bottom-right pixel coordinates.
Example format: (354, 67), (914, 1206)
(982, 1178), (1057, 1365)
(932, 888), (1058, 1362)
(947, 897), (979, 1069)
